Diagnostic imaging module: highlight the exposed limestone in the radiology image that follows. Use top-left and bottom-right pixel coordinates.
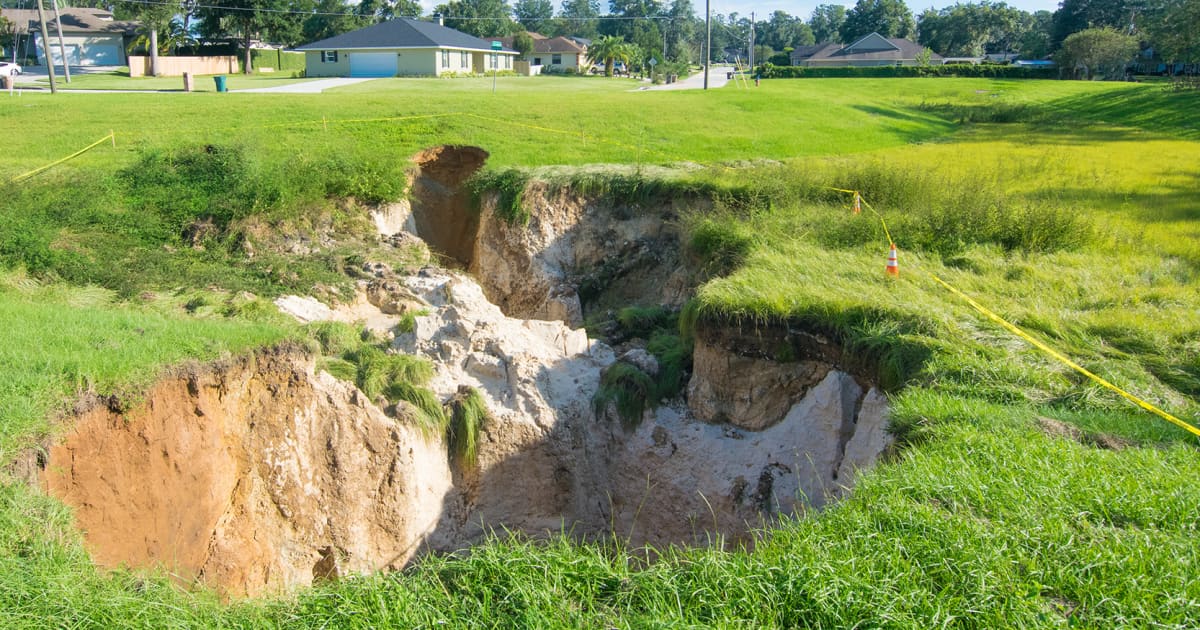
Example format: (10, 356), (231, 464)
(688, 334), (831, 431)
(369, 200), (417, 236)
(470, 182), (690, 325)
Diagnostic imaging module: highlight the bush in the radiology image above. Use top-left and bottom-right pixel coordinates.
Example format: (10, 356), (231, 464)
(757, 63), (1058, 80)
(250, 49), (305, 72)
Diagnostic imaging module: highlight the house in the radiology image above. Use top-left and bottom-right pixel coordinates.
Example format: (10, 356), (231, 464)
(496, 32), (589, 73)
(790, 33), (942, 67)
(0, 7), (138, 66)
(296, 18), (518, 78)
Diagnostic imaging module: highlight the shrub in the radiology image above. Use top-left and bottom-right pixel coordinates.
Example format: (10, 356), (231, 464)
(445, 386), (489, 466)
(757, 64), (1057, 80)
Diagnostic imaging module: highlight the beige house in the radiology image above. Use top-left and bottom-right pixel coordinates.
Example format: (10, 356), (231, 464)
(1, 7), (138, 66)
(790, 33), (943, 67)
(497, 32), (590, 73)
(296, 18), (518, 78)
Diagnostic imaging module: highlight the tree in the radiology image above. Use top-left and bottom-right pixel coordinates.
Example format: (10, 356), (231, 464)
(758, 11), (814, 51)
(196, 0), (311, 74)
(435, 0), (516, 37)
(603, 0), (663, 58)
(116, 0), (177, 76)
(512, 30), (535, 56)
(1056, 26), (1137, 79)
(1051, 0), (1131, 49)
(1141, 0), (1200, 66)
(917, 2), (1025, 57)
(809, 4), (846, 43)
(840, 0), (915, 43)
(1018, 10), (1054, 59)
(514, 0), (554, 33)
(587, 33), (632, 75)
(357, 0), (422, 22)
(663, 0), (697, 62)
(306, 0), (366, 43)
(560, 0), (600, 38)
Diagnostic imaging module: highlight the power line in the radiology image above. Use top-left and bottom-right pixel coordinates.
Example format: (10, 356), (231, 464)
(108, 0), (672, 20)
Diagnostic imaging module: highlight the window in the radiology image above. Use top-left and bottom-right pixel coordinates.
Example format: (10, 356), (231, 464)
(533, 57), (542, 65)
(441, 50), (450, 68)
(461, 51), (468, 66)
(321, 50), (338, 63)
(504, 55), (511, 69)
(551, 54), (561, 65)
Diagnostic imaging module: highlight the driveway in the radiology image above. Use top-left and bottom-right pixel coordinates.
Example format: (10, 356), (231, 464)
(640, 65), (734, 91)
(235, 78), (376, 93)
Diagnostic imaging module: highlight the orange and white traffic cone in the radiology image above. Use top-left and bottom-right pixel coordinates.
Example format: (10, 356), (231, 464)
(852, 192), (862, 215)
(885, 243), (899, 277)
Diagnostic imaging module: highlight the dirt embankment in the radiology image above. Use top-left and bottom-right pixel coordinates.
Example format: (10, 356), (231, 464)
(39, 347), (454, 598)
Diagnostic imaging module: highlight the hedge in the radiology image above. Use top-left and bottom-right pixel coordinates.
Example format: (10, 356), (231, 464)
(757, 64), (1059, 79)
(250, 49), (306, 73)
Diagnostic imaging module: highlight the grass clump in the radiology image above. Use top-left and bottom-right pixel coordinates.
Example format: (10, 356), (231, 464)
(470, 168), (530, 224)
(592, 306), (694, 427)
(386, 381), (448, 436)
(445, 386), (489, 466)
(592, 362), (657, 428)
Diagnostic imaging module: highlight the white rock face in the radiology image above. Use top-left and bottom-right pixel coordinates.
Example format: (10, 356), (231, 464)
(369, 200), (418, 236)
(469, 185), (691, 326)
(388, 268), (892, 547)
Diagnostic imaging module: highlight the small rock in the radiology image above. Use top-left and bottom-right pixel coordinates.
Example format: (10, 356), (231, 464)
(619, 349), (659, 376)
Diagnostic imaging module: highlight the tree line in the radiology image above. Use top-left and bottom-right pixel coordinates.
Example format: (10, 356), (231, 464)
(19, 0), (1194, 78)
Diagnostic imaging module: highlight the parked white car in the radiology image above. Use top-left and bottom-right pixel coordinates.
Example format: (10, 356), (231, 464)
(0, 62), (21, 76)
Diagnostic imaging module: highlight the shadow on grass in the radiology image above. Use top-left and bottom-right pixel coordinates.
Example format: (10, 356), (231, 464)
(1027, 169), (1200, 224)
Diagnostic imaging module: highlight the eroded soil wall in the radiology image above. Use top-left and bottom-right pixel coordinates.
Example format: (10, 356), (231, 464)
(41, 348), (454, 598)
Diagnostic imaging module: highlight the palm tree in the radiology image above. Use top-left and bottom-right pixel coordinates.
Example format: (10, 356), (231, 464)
(587, 35), (633, 77)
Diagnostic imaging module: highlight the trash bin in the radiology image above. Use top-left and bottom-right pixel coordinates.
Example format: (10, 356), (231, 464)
(214, 75), (227, 92)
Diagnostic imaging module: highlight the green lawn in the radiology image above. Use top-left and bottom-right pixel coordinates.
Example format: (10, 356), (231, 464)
(1, 77), (1199, 627)
(30, 70), (315, 92)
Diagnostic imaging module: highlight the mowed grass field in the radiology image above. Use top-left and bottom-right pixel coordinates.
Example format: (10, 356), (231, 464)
(1, 76), (1199, 627)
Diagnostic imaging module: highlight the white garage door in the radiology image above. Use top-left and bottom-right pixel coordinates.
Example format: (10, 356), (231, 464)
(349, 53), (397, 77)
(82, 45), (121, 66)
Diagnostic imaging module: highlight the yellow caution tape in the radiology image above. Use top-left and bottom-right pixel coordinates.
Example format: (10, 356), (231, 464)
(831, 186), (1199, 437)
(930, 273), (1200, 438)
(828, 187), (895, 246)
(10, 132), (115, 183)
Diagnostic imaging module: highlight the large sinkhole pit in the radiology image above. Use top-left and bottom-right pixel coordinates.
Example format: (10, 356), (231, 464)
(36, 280), (892, 600)
(35, 159), (893, 598)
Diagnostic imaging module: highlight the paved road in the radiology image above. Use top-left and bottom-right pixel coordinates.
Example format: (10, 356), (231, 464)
(639, 65), (734, 91)
(235, 78), (376, 93)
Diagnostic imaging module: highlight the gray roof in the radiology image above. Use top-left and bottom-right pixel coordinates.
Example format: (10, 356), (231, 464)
(790, 33), (941, 64)
(0, 7), (139, 35)
(296, 18), (515, 52)
(496, 34), (586, 54)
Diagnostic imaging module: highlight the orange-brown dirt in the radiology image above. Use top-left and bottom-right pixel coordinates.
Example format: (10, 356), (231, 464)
(40, 347), (454, 598)
(408, 145), (489, 267)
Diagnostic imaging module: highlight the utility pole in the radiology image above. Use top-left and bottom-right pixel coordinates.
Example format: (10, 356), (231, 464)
(51, 0), (70, 83)
(744, 11), (753, 70)
(35, 0), (57, 94)
(703, 0), (710, 89)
